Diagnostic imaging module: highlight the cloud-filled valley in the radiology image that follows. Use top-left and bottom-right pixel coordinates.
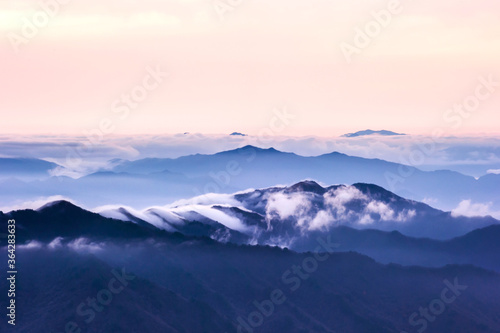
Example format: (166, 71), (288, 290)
(1, 143), (500, 220)
(2, 142), (500, 332)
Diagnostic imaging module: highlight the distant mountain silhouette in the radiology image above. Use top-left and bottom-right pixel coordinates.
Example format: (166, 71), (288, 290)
(342, 129), (406, 137)
(0, 157), (59, 181)
(2, 146), (499, 214)
(0, 146), (500, 211)
(106, 145), (499, 212)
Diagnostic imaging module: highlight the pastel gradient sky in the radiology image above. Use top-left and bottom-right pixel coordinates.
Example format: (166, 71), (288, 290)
(1, 0), (499, 136)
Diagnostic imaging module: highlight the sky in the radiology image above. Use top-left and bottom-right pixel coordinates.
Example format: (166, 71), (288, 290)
(1, 0), (500, 136)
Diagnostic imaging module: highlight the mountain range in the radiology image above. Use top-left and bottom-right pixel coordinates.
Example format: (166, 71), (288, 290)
(341, 130), (406, 137)
(0, 157), (58, 181)
(2, 178), (500, 332)
(1, 226), (500, 332)
(1, 146), (499, 214)
(97, 180), (498, 241)
(2, 180), (500, 273)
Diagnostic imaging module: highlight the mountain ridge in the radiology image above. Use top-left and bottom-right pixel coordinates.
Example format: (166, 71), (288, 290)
(3, 182), (500, 272)
(342, 130), (406, 137)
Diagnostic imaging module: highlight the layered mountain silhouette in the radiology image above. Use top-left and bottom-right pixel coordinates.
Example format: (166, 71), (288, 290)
(0, 157), (59, 181)
(341, 129), (406, 137)
(2, 175), (500, 332)
(1, 146), (499, 213)
(0, 249), (235, 333)
(2, 183), (500, 273)
(1, 236), (500, 333)
(98, 181), (498, 241)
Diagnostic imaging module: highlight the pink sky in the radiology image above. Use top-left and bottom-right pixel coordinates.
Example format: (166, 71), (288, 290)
(1, 0), (499, 136)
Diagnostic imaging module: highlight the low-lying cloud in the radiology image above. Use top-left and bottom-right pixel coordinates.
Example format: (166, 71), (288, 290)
(262, 185), (417, 232)
(452, 200), (500, 219)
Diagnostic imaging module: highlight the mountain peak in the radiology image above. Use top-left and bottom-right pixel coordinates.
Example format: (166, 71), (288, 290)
(223, 145), (283, 154)
(352, 183), (405, 201)
(229, 132), (247, 136)
(37, 200), (81, 212)
(342, 130), (405, 138)
(286, 180), (325, 194)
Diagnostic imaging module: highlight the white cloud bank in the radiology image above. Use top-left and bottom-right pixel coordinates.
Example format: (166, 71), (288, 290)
(452, 200), (500, 219)
(263, 185), (417, 232)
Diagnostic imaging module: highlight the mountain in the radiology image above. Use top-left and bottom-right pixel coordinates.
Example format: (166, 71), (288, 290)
(292, 224), (500, 273)
(0, 249), (235, 333)
(3, 237), (500, 333)
(230, 132), (247, 136)
(0, 200), (171, 243)
(3, 182), (500, 273)
(105, 145), (497, 212)
(0, 157), (59, 181)
(0, 168), (220, 208)
(341, 130), (406, 137)
(2, 197), (500, 332)
(98, 181), (499, 242)
(102, 240), (500, 333)
(2, 146), (499, 213)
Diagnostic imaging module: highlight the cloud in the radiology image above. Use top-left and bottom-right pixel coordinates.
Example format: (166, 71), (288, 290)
(14, 237), (111, 254)
(211, 228), (232, 244)
(397, 209), (417, 222)
(365, 201), (395, 221)
(258, 184), (420, 232)
(487, 169), (500, 175)
(168, 193), (241, 208)
(265, 192), (312, 220)
(96, 205), (134, 221)
(144, 208), (185, 227)
(96, 196), (253, 234)
(263, 235), (295, 249)
(48, 237), (64, 250)
(171, 204), (251, 233)
(17, 240), (43, 250)
(451, 200), (500, 219)
(358, 214), (375, 225)
(261, 184), (418, 232)
(422, 197), (439, 205)
(362, 202), (415, 223)
(325, 186), (369, 218)
(309, 210), (335, 231)
(67, 238), (104, 253)
(97, 204), (171, 231)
